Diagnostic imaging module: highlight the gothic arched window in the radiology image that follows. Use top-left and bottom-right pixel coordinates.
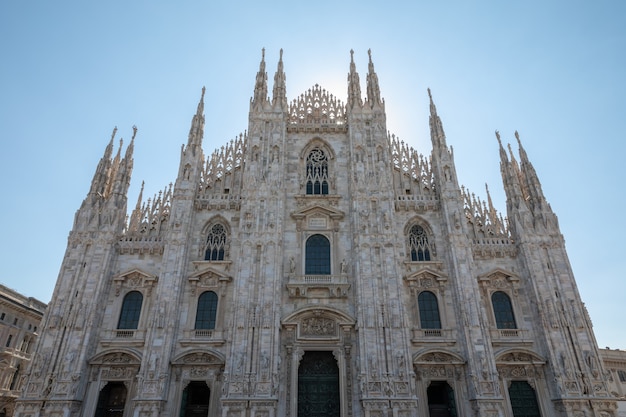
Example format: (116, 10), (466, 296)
(305, 234), (331, 275)
(117, 291), (143, 330)
(204, 223), (227, 261)
(491, 291), (516, 329)
(195, 291), (218, 330)
(408, 225), (432, 261)
(418, 291), (441, 329)
(306, 148), (329, 195)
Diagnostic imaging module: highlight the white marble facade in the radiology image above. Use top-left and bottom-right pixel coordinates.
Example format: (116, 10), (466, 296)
(15, 50), (618, 417)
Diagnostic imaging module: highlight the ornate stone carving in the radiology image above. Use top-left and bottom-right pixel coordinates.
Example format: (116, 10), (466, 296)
(300, 317), (336, 337)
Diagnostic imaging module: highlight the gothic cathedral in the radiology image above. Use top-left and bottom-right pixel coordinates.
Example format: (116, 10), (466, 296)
(15, 50), (617, 417)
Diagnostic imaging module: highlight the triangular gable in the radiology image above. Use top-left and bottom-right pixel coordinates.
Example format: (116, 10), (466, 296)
(188, 265), (231, 294)
(189, 265), (231, 281)
(478, 268), (520, 286)
(291, 204), (344, 221)
(404, 266), (448, 287)
(113, 268), (158, 296)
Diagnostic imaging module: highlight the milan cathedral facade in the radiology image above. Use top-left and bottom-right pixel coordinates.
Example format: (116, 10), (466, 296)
(15, 50), (617, 417)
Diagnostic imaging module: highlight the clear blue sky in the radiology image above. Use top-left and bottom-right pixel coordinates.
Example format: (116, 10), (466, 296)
(1, 1), (624, 348)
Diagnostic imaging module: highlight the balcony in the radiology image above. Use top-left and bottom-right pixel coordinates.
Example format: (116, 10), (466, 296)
(490, 328), (533, 347)
(179, 329), (226, 346)
(286, 274), (350, 298)
(411, 328), (456, 345)
(100, 329), (145, 347)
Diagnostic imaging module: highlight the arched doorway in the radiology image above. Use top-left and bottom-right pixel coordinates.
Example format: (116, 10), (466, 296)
(508, 381), (541, 417)
(427, 381), (457, 417)
(180, 381), (210, 417)
(95, 382), (127, 417)
(298, 351), (340, 417)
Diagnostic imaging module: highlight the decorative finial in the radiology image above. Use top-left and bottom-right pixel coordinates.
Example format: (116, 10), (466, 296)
(495, 130), (501, 144)
(111, 126), (118, 141)
(368, 48), (372, 62)
(279, 48), (283, 60)
(131, 125), (138, 140)
(350, 49), (354, 62)
(514, 130), (520, 143)
(262, 48), (265, 59)
(427, 88), (432, 99)
(201, 86), (206, 99)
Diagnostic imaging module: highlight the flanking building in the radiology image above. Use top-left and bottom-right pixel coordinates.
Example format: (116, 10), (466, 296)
(0, 285), (46, 416)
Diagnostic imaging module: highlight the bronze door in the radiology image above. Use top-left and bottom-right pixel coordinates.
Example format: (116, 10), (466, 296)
(298, 351), (340, 417)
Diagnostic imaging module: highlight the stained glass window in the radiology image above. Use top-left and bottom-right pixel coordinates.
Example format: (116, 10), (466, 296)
(409, 225), (431, 261)
(306, 149), (329, 195)
(204, 223), (227, 261)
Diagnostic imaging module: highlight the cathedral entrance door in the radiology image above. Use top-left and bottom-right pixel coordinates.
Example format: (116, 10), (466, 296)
(180, 381), (211, 417)
(427, 381), (457, 417)
(94, 382), (127, 417)
(298, 351), (340, 417)
(508, 381), (541, 417)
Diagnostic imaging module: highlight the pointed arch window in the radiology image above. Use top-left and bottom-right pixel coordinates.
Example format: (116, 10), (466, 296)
(204, 223), (227, 261)
(408, 225), (432, 261)
(492, 291), (517, 329)
(195, 291), (218, 330)
(305, 234), (331, 275)
(117, 291), (143, 330)
(306, 148), (329, 195)
(418, 291), (441, 329)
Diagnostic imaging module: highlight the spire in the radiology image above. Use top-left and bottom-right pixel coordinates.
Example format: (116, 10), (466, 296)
(497, 131), (535, 236)
(347, 49), (362, 109)
(365, 49), (382, 107)
(272, 48), (287, 109)
(187, 87), (205, 153)
(128, 180), (145, 232)
(252, 48), (268, 106)
(88, 127), (117, 196)
(428, 88), (448, 151)
(117, 126), (136, 183)
(515, 131), (551, 214)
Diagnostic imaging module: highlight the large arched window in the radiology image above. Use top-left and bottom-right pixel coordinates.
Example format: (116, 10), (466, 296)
(204, 223), (227, 261)
(492, 291), (516, 329)
(306, 148), (329, 195)
(418, 291), (441, 329)
(408, 225), (432, 261)
(305, 234), (331, 275)
(117, 291), (143, 330)
(195, 291), (218, 330)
